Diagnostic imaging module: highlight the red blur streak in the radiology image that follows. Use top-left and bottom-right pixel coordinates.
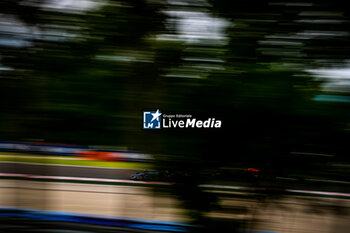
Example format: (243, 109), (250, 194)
(76, 150), (124, 162)
(248, 168), (260, 172)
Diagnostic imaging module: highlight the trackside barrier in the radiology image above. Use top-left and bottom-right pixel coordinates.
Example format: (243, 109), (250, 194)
(0, 207), (189, 232)
(0, 141), (152, 162)
(0, 141), (86, 156)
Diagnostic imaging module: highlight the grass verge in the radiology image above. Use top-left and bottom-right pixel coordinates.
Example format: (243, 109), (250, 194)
(0, 156), (150, 169)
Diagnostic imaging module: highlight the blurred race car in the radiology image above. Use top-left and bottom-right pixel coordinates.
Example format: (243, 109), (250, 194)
(130, 170), (193, 181)
(130, 170), (159, 181)
(213, 167), (262, 181)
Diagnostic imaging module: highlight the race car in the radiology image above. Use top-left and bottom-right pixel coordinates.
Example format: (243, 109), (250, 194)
(130, 170), (159, 181)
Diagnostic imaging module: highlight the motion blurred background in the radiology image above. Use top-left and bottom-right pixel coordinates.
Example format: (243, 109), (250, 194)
(0, 0), (350, 232)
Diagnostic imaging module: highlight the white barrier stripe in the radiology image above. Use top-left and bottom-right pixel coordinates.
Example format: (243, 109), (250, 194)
(1, 173), (349, 197)
(286, 189), (350, 197)
(0, 173), (171, 185)
(199, 184), (258, 190)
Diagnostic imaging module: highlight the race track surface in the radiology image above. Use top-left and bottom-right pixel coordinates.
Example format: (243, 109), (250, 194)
(0, 162), (138, 180)
(2, 162), (350, 193)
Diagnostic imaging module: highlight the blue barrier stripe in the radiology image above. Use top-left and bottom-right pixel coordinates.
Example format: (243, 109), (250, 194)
(0, 207), (188, 232)
(0, 206), (189, 226)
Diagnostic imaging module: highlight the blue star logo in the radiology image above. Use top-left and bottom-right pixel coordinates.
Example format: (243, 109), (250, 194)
(143, 110), (162, 129)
